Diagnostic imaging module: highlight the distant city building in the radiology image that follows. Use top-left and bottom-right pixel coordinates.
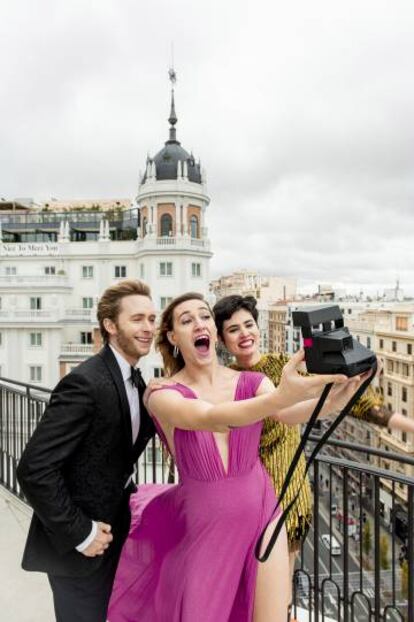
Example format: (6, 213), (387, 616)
(210, 270), (296, 303)
(0, 77), (212, 387)
(268, 304), (288, 354)
(383, 279), (405, 302)
(348, 307), (414, 518)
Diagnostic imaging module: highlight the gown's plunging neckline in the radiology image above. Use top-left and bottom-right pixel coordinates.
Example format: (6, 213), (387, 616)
(169, 373), (243, 476)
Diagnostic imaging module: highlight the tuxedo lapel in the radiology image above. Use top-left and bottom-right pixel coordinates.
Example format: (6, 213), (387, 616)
(99, 345), (133, 451)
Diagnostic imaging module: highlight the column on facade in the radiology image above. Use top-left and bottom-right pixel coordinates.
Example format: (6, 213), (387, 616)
(176, 198), (182, 237)
(200, 204), (206, 238)
(149, 204), (156, 237)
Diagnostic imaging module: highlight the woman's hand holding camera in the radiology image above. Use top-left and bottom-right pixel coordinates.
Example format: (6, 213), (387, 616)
(276, 349), (350, 409)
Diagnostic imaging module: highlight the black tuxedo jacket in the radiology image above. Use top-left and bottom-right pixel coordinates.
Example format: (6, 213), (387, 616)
(17, 344), (155, 577)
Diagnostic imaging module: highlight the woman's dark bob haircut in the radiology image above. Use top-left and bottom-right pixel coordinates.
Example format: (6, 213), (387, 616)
(213, 295), (258, 338)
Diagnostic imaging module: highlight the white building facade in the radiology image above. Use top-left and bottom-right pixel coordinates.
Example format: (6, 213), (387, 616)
(0, 83), (212, 387)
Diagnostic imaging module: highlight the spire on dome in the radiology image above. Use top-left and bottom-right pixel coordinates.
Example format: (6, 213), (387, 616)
(167, 65), (178, 143)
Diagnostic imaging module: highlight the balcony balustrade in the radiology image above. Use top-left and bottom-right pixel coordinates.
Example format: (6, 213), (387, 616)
(62, 308), (94, 321)
(0, 274), (70, 287)
(136, 235), (210, 251)
(1, 376), (413, 620)
(60, 343), (94, 356)
(0, 309), (59, 322)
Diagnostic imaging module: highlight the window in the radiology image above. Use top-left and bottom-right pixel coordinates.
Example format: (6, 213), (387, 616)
(140, 263), (145, 279)
(402, 387), (407, 402)
(81, 332), (93, 344)
(159, 262), (173, 277)
(30, 297), (42, 310)
(190, 215), (199, 238)
(29, 366), (42, 383)
(82, 297), (94, 309)
(145, 443), (162, 465)
(192, 262), (201, 278)
(367, 336), (371, 349)
(154, 367), (165, 378)
(0, 332), (2, 346)
(387, 360), (394, 373)
(387, 383), (392, 397)
(402, 432), (407, 443)
(160, 297), (173, 310)
(114, 266), (127, 278)
(402, 363), (409, 377)
(0, 297), (2, 309)
(392, 341), (397, 352)
(160, 214), (173, 237)
(396, 316), (408, 331)
(379, 339), (384, 349)
(29, 333), (42, 347)
(408, 344), (413, 355)
(82, 265), (94, 279)
(5, 266), (17, 275)
(44, 266), (56, 275)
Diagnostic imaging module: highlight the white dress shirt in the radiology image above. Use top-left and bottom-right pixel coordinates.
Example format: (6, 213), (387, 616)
(76, 345), (141, 552)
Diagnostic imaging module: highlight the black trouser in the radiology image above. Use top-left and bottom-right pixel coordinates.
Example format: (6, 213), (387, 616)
(48, 550), (120, 622)
(48, 490), (133, 622)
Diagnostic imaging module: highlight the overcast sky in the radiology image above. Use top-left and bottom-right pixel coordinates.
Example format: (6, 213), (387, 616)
(1, 0), (413, 294)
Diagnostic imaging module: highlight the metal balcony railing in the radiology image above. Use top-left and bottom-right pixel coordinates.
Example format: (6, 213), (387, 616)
(0, 376), (413, 620)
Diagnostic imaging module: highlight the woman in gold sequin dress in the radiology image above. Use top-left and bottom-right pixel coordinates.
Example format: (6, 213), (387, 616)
(213, 295), (414, 602)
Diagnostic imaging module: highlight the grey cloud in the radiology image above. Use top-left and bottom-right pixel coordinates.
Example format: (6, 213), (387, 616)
(0, 0), (413, 293)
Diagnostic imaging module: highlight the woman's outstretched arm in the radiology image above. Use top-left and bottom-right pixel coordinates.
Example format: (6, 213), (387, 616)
(148, 351), (349, 432)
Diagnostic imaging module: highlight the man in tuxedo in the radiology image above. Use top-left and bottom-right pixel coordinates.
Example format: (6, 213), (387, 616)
(17, 279), (157, 622)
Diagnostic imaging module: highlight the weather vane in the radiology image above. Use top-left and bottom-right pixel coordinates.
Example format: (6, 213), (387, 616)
(169, 42), (176, 85)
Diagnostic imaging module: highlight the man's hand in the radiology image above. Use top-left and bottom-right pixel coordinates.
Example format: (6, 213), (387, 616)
(143, 377), (171, 409)
(81, 522), (113, 557)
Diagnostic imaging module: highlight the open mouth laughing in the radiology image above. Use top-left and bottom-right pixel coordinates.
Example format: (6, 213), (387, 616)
(238, 338), (255, 350)
(193, 334), (211, 355)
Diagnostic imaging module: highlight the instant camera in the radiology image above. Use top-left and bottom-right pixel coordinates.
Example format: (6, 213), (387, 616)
(292, 305), (377, 377)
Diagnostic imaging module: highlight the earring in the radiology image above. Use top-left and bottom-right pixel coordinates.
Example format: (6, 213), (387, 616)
(173, 345), (179, 358)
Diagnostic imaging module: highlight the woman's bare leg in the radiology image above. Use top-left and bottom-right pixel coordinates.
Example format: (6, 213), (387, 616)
(287, 549), (298, 620)
(253, 515), (290, 622)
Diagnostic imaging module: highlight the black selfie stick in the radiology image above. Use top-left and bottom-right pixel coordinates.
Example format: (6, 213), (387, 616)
(255, 360), (377, 563)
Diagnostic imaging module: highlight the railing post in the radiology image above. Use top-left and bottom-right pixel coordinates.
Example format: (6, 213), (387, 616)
(374, 477), (381, 620)
(343, 467), (349, 622)
(408, 485), (414, 622)
(313, 459), (320, 621)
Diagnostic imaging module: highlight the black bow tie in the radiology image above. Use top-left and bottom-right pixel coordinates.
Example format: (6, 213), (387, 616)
(130, 367), (145, 391)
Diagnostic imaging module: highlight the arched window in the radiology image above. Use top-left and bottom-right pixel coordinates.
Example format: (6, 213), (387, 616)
(142, 217), (148, 237)
(190, 215), (199, 238)
(160, 213), (173, 237)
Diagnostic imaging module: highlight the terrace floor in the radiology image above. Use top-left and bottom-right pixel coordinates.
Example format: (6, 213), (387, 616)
(0, 485), (329, 622)
(0, 486), (53, 622)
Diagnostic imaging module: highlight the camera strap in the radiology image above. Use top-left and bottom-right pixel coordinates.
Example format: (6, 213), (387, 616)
(255, 361), (377, 562)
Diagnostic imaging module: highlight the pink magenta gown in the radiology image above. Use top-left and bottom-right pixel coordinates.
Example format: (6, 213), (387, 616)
(108, 371), (280, 622)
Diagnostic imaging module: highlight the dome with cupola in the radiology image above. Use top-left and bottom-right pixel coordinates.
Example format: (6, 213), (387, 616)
(141, 83), (203, 185)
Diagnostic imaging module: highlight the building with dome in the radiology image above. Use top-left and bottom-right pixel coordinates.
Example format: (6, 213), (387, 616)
(0, 76), (212, 387)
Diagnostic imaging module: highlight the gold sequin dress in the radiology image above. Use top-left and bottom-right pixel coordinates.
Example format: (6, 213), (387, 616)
(232, 353), (386, 549)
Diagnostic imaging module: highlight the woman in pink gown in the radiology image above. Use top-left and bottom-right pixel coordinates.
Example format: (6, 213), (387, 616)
(108, 293), (365, 622)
